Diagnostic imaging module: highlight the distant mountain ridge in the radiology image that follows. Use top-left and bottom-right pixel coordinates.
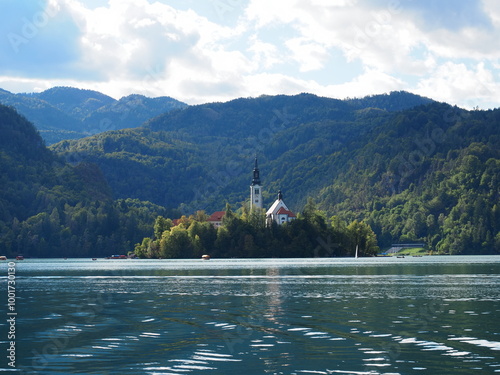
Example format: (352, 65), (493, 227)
(52, 91), (434, 211)
(3, 89), (496, 256)
(0, 86), (188, 144)
(35, 87), (116, 120)
(50, 90), (500, 255)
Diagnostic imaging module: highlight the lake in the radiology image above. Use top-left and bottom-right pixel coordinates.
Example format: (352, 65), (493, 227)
(1, 256), (500, 374)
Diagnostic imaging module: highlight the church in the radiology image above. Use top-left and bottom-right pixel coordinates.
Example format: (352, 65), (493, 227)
(250, 157), (296, 225)
(172, 157), (296, 228)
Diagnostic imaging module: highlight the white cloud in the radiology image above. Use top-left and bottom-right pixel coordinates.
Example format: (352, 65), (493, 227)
(244, 0), (303, 28)
(482, 0), (500, 27)
(323, 68), (407, 99)
(415, 62), (500, 109)
(247, 36), (282, 70)
(285, 38), (329, 72)
(1, 0), (500, 109)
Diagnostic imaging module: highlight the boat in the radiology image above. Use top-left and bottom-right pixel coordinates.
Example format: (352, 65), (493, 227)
(92, 258), (97, 261)
(201, 254), (211, 260)
(0, 256), (7, 260)
(16, 255), (24, 260)
(106, 254), (128, 259)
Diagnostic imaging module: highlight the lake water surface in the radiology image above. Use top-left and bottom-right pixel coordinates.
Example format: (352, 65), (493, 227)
(1, 256), (500, 374)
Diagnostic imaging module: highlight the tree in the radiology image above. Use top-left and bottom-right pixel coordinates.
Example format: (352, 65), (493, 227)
(347, 220), (379, 256)
(154, 216), (171, 239)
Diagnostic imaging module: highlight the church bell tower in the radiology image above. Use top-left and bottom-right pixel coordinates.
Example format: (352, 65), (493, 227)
(250, 156), (263, 209)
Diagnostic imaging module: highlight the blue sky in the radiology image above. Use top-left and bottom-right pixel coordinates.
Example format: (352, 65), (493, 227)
(1, 0), (499, 108)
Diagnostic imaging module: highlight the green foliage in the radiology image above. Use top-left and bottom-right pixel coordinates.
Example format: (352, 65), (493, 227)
(0, 104), (170, 257)
(3, 89), (500, 257)
(53, 93), (500, 255)
(0, 86), (187, 144)
(347, 220), (379, 256)
(135, 204), (380, 259)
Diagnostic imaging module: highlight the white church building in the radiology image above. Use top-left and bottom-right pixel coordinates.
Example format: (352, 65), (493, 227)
(266, 190), (296, 225)
(250, 157), (296, 225)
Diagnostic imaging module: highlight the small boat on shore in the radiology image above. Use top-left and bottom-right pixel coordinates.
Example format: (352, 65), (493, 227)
(106, 254), (128, 259)
(0, 256), (7, 260)
(16, 255), (24, 260)
(201, 254), (211, 260)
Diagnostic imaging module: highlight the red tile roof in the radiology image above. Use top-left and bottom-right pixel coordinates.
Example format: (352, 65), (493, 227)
(208, 211), (226, 222)
(276, 207), (296, 217)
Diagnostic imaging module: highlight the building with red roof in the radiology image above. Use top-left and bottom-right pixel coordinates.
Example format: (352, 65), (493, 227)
(207, 211), (226, 228)
(266, 190), (296, 225)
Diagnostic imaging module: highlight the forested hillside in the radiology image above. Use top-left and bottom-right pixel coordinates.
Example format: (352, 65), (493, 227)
(317, 104), (500, 253)
(0, 105), (174, 257)
(50, 91), (500, 255)
(3, 90), (499, 257)
(52, 92), (429, 209)
(0, 87), (187, 144)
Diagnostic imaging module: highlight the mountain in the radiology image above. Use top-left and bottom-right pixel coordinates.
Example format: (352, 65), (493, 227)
(345, 91), (434, 111)
(50, 91), (500, 254)
(5, 90), (499, 256)
(36, 86), (116, 120)
(0, 104), (172, 258)
(82, 94), (188, 134)
(51, 91), (434, 210)
(0, 88), (83, 141)
(0, 87), (188, 144)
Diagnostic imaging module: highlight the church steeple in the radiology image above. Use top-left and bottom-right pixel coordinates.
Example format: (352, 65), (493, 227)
(251, 156), (261, 186)
(250, 156), (263, 209)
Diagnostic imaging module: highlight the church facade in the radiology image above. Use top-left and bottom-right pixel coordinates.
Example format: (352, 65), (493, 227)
(265, 190), (296, 225)
(250, 157), (296, 225)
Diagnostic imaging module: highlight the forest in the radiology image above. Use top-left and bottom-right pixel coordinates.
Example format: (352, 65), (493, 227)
(0, 104), (177, 257)
(134, 201), (379, 259)
(0, 86), (187, 144)
(1, 89), (499, 257)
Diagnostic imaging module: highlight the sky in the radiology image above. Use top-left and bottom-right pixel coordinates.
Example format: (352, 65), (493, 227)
(1, 0), (500, 109)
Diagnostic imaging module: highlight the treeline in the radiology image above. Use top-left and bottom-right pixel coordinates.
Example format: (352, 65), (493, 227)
(51, 94), (500, 255)
(4, 91), (500, 257)
(1, 198), (170, 258)
(0, 104), (176, 258)
(364, 143), (500, 254)
(134, 199), (379, 259)
(321, 104), (500, 254)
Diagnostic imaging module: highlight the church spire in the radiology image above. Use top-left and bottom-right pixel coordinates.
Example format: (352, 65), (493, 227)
(250, 156), (262, 209)
(251, 156), (261, 186)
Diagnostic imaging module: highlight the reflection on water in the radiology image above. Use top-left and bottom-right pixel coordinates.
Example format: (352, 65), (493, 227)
(1, 256), (500, 374)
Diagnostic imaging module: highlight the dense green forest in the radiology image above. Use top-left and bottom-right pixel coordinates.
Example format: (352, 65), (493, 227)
(0, 87), (187, 144)
(51, 91), (500, 255)
(1, 90), (499, 257)
(135, 201), (378, 259)
(0, 104), (177, 257)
